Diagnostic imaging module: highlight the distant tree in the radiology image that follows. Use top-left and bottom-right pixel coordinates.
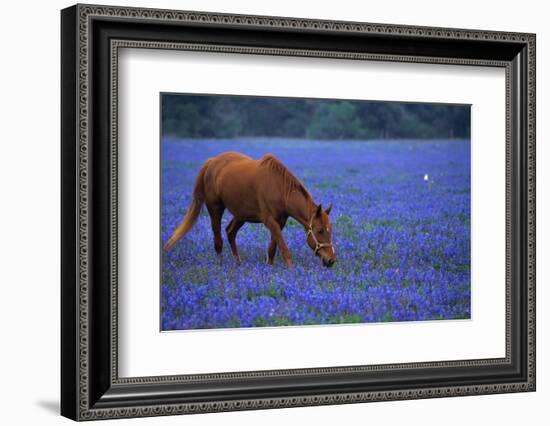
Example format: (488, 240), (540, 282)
(212, 97), (242, 138)
(307, 101), (364, 139)
(161, 94), (470, 140)
(357, 103), (405, 139)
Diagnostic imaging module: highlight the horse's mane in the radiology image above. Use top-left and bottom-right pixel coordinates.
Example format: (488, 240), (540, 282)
(259, 154), (311, 202)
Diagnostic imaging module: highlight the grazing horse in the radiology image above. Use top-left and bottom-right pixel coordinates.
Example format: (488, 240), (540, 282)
(164, 152), (336, 268)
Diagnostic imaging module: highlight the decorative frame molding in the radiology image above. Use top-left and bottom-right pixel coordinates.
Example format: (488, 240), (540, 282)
(61, 3), (535, 421)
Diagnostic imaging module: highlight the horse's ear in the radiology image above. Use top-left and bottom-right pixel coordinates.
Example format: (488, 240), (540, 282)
(325, 204), (332, 215)
(316, 204), (323, 217)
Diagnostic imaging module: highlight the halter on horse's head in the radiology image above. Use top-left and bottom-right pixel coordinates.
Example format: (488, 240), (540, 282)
(306, 204), (336, 267)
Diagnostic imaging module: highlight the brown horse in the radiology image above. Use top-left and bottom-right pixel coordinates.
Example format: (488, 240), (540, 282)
(164, 152), (336, 268)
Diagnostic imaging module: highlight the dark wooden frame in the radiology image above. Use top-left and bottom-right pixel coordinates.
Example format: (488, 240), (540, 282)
(61, 3), (536, 421)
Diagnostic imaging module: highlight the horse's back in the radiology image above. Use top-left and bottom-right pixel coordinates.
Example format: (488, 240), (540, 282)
(216, 152), (284, 195)
(202, 152), (294, 221)
(212, 151), (253, 164)
(204, 152), (261, 219)
(204, 152), (253, 181)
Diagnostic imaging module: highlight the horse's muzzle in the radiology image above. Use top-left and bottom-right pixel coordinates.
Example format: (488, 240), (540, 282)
(322, 258), (336, 267)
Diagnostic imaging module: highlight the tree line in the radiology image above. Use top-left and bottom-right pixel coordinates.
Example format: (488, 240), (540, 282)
(162, 94), (470, 140)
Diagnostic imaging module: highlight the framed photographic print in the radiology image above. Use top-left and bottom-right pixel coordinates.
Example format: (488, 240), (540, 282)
(61, 3), (536, 421)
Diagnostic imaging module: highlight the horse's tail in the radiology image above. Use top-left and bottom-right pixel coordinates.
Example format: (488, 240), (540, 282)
(163, 161), (210, 251)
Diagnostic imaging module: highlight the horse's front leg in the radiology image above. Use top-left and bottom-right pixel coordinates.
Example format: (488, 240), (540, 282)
(264, 216), (292, 268)
(266, 217), (287, 265)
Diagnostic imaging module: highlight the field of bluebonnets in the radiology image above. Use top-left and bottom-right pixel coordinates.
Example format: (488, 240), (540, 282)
(161, 138), (471, 330)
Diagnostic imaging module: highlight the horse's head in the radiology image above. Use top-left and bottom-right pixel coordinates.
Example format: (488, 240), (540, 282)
(306, 204), (336, 267)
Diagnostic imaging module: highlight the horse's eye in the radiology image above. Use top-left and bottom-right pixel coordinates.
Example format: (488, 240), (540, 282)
(318, 229), (324, 234)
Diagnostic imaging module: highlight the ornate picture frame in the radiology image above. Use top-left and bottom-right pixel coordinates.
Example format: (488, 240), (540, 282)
(61, 3), (535, 421)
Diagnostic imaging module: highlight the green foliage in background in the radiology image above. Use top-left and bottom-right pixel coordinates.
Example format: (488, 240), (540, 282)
(162, 94), (470, 140)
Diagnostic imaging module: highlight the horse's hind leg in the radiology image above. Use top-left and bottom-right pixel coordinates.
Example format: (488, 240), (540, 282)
(226, 218), (245, 264)
(206, 203), (225, 255)
(266, 217), (287, 265)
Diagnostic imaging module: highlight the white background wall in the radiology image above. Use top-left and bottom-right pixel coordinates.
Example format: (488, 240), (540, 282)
(0, 0), (547, 424)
